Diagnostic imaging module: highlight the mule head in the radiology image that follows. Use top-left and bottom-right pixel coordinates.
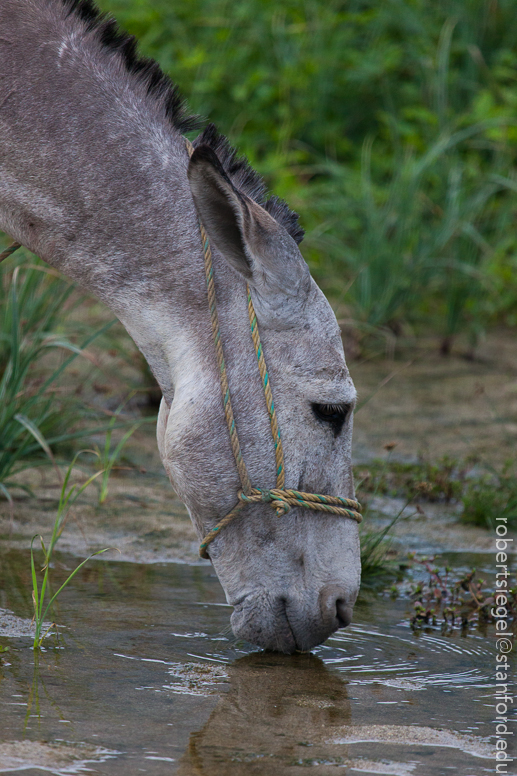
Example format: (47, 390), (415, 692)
(162, 144), (360, 654)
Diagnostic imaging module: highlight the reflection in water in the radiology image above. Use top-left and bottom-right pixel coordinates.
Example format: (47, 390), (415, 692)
(23, 654), (70, 733)
(176, 652), (352, 775)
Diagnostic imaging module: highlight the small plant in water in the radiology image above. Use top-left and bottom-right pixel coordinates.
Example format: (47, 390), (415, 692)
(30, 451), (112, 650)
(408, 555), (516, 635)
(359, 513), (401, 582)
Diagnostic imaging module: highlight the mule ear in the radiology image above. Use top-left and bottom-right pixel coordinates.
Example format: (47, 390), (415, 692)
(187, 145), (311, 302)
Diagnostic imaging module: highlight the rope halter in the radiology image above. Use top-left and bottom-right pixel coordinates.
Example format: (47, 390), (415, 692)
(185, 139), (362, 559)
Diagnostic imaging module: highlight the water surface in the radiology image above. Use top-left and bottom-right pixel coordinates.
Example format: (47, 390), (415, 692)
(0, 550), (508, 775)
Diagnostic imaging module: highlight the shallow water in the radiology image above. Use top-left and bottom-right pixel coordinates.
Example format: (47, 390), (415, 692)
(0, 550), (511, 775)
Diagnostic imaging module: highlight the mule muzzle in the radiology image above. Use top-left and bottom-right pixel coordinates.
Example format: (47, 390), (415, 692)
(230, 583), (354, 654)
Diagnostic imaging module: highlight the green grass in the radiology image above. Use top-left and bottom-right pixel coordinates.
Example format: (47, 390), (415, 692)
(0, 253), (133, 504)
(359, 516), (400, 583)
(5, 2), (517, 352)
(30, 453), (112, 650)
(355, 455), (466, 502)
(355, 455), (517, 531)
(305, 126), (517, 351)
(97, 0), (517, 348)
(357, 448), (516, 587)
(461, 462), (517, 530)
(358, 451), (415, 583)
(95, 397), (142, 504)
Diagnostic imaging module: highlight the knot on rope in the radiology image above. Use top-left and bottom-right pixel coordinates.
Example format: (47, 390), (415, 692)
(238, 489), (292, 516)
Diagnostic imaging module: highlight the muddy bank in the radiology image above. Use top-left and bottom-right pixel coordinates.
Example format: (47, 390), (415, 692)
(0, 476), (503, 564)
(0, 463), (199, 564)
(351, 329), (517, 466)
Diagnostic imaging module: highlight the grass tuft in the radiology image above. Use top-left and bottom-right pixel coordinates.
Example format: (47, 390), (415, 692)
(461, 461), (517, 530)
(30, 452), (113, 650)
(0, 254), (141, 503)
(355, 455), (517, 531)
(359, 449), (417, 583)
(94, 395), (143, 505)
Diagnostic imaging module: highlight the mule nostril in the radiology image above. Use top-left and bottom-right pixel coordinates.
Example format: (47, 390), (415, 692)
(336, 600), (353, 628)
(319, 584), (353, 630)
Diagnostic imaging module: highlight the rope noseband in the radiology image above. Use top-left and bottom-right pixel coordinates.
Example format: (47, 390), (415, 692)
(185, 140), (362, 559)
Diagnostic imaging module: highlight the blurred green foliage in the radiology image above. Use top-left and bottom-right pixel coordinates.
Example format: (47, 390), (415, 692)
(99, 0), (517, 349)
(0, 252), (129, 497)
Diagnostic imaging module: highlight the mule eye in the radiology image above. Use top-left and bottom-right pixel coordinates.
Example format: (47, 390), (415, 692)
(311, 403), (350, 436)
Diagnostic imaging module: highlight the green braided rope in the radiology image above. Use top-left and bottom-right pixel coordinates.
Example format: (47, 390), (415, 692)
(200, 222), (253, 495)
(247, 286), (285, 488)
(186, 138), (252, 496)
(198, 500), (247, 558)
(185, 138), (362, 560)
(239, 488), (362, 520)
(0, 242), (21, 262)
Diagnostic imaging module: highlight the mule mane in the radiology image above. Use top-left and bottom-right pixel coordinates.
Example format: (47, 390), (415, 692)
(63, 0), (304, 245)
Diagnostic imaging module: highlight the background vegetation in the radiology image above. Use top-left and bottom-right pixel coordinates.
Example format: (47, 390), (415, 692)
(0, 253), (147, 500)
(99, 0), (517, 351)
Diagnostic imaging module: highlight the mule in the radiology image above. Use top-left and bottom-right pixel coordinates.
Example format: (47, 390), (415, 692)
(0, 0), (361, 653)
